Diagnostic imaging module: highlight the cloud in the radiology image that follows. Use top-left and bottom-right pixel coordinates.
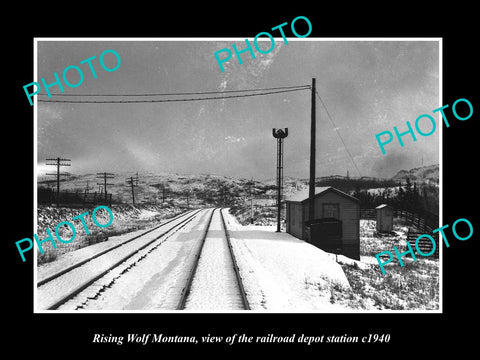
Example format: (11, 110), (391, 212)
(255, 41), (283, 73)
(370, 151), (412, 178)
(225, 135), (245, 144)
(219, 79), (227, 90)
(219, 41), (284, 90)
(37, 103), (63, 124)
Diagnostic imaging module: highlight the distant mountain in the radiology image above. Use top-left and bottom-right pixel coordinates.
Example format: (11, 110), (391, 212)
(391, 164), (439, 184)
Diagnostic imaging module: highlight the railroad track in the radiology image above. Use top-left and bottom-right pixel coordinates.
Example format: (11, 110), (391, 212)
(177, 208), (250, 311)
(36, 209), (203, 310)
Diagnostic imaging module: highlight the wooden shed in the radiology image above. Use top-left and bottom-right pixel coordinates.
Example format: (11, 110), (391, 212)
(285, 186), (360, 260)
(376, 204), (394, 233)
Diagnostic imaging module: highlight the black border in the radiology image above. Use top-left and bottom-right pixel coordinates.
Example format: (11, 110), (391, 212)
(6, 6), (478, 355)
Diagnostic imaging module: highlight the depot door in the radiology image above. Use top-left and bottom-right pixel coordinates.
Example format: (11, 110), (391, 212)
(310, 218), (343, 254)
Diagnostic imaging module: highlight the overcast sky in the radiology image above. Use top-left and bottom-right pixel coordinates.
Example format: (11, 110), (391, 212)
(36, 39), (440, 180)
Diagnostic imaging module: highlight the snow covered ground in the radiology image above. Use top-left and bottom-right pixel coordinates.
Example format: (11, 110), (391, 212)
(36, 211), (203, 310)
(334, 220), (439, 311)
(36, 207), (354, 312)
(50, 209), (213, 311)
(36, 208), (439, 312)
(223, 210), (351, 312)
(224, 213), (439, 312)
(184, 209), (244, 310)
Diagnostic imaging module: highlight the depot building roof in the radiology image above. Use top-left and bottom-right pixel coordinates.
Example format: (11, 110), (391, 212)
(285, 186), (359, 203)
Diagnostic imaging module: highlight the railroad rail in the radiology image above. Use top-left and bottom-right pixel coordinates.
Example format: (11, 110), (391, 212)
(177, 208), (250, 310)
(176, 208), (215, 310)
(37, 209), (203, 310)
(220, 208), (250, 310)
(37, 209), (198, 287)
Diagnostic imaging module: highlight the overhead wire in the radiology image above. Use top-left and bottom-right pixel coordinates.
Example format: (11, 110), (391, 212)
(38, 87), (311, 103)
(36, 83), (361, 177)
(37, 84), (311, 97)
(37, 84), (311, 103)
(315, 90), (363, 177)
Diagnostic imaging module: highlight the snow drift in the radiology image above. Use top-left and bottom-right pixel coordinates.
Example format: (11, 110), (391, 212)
(223, 210), (351, 311)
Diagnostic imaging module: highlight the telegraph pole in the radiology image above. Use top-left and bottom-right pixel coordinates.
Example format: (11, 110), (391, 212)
(273, 128), (288, 232)
(46, 157), (71, 207)
(126, 174), (139, 206)
(246, 178), (254, 224)
(97, 172), (114, 204)
(308, 78), (316, 222)
(250, 178), (254, 224)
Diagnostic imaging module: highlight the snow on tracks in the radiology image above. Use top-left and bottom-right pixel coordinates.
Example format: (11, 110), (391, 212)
(183, 208), (247, 311)
(37, 207), (353, 312)
(36, 209), (203, 310)
(59, 208), (216, 310)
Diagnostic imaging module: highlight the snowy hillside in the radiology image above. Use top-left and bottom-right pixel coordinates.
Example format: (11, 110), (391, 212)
(38, 172), (285, 208)
(392, 164), (439, 184)
(36, 203), (180, 263)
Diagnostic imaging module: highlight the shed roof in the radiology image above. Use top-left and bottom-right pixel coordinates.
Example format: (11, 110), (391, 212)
(375, 204), (393, 209)
(285, 186), (359, 204)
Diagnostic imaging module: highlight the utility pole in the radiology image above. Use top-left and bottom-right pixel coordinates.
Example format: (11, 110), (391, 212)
(83, 180), (91, 204)
(96, 172), (114, 204)
(273, 128), (288, 232)
(250, 178), (254, 224)
(126, 174), (139, 206)
(308, 78), (316, 222)
(218, 180), (225, 207)
(246, 178), (254, 224)
(85, 180), (91, 193)
(46, 157), (71, 207)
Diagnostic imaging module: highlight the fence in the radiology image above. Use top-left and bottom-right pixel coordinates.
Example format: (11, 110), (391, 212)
(406, 229), (439, 258)
(394, 209), (438, 233)
(359, 208), (376, 220)
(360, 207), (439, 233)
(38, 188), (112, 207)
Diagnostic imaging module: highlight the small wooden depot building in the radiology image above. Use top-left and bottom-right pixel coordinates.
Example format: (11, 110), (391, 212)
(285, 186), (360, 260)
